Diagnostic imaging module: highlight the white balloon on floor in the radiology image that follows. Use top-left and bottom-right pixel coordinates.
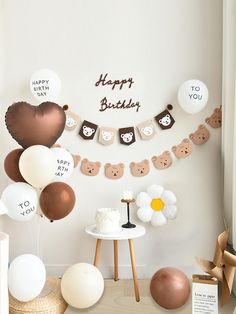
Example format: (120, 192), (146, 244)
(30, 68), (61, 101)
(1, 182), (38, 221)
(8, 254), (46, 302)
(178, 79), (209, 114)
(61, 263), (104, 309)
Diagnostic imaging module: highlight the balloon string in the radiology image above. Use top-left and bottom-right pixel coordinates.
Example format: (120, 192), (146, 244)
(36, 214), (42, 258)
(27, 222), (34, 252)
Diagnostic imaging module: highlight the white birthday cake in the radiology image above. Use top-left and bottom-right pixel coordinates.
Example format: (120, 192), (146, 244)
(95, 208), (121, 234)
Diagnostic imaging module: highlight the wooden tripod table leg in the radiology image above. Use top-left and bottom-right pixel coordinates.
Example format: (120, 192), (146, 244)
(93, 239), (102, 267)
(128, 239), (140, 302)
(114, 240), (118, 281)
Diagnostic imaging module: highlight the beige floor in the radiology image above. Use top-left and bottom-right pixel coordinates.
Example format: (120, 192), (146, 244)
(64, 279), (236, 314)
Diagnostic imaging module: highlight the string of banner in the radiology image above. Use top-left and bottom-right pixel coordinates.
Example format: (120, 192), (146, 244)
(62, 106), (222, 179)
(64, 104), (175, 145)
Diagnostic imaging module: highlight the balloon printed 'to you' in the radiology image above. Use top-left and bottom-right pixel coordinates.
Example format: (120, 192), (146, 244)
(178, 79), (209, 114)
(1, 182), (38, 221)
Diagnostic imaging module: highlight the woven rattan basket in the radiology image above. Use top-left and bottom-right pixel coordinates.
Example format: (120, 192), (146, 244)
(9, 277), (68, 314)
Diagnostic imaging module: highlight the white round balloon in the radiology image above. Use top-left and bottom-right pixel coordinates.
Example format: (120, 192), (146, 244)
(51, 147), (74, 179)
(1, 182), (38, 221)
(177, 79), (209, 114)
(30, 68), (61, 101)
(61, 263), (104, 309)
(19, 145), (57, 188)
(8, 254), (46, 302)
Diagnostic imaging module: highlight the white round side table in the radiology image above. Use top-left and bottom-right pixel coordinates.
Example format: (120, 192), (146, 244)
(85, 224), (145, 302)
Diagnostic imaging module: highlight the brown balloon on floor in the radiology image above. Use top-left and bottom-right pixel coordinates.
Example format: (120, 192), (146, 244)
(39, 182), (76, 220)
(150, 267), (190, 309)
(4, 148), (26, 182)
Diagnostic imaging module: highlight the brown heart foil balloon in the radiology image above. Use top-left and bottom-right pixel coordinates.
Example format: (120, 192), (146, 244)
(39, 182), (76, 221)
(5, 101), (66, 148)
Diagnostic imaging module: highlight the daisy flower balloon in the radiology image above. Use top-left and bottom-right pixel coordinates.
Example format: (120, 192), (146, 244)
(136, 184), (177, 227)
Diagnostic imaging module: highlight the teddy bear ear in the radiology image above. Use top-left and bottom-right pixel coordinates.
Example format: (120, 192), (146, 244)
(199, 124), (205, 129)
(96, 161), (101, 167)
(189, 133), (194, 140)
(82, 158), (88, 163)
(183, 138), (190, 143)
(163, 150), (170, 155)
(130, 162), (135, 168)
(143, 159), (149, 164)
(152, 156), (157, 161)
(172, 146), (177, 152)
(105, 163), (111, 168)
(205, 117), (210, 123)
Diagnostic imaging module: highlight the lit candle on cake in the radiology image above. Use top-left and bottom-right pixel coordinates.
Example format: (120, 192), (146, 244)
(123, 190), (133, 201)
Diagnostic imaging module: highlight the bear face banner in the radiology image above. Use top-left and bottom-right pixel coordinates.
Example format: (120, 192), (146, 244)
(55, 107), (221, 178)
(64, 104), (179, 145)
(137, 120), (156, 140)
(79, 120), (98, 140)
(155, 109), (175, 130)
(65, 111), (81, 131)
(119, 127), (136, 145)
(98, 127), (116, 145)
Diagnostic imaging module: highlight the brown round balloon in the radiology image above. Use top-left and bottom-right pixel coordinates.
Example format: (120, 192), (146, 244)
(5, 101), (66, 148)
(39, 182), (75, 220)
(150, 267), (190, 309)
(4, 148), (26, 182)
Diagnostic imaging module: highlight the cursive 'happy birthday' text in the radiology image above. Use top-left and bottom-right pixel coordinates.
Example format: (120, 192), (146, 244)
(99, 97), (141, 113)
(95, 73), (134, 90)
(95, 73), (141, 112)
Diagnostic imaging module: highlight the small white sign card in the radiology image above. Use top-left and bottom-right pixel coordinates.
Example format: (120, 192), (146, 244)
(192, 275), (218, 314)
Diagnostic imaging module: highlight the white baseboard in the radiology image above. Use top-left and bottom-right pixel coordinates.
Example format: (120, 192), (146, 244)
(46, 264), (199, 279)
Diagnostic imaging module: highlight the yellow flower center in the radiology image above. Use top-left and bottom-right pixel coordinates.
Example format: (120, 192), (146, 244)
(151, 198), (165, 211)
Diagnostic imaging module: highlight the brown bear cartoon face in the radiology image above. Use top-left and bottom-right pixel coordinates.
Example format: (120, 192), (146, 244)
(105, 163), (124, 179)
(152, 151), (172, 170)
(80, 158), (101, 176)
(189, 125), (210, 145)
(130, 159), (150, 177)
(172, 139), (193, 159)
(205, 107), (222, 128)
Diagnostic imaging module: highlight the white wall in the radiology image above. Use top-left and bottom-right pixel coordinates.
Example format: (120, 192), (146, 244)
(0, 0), (223, 278)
